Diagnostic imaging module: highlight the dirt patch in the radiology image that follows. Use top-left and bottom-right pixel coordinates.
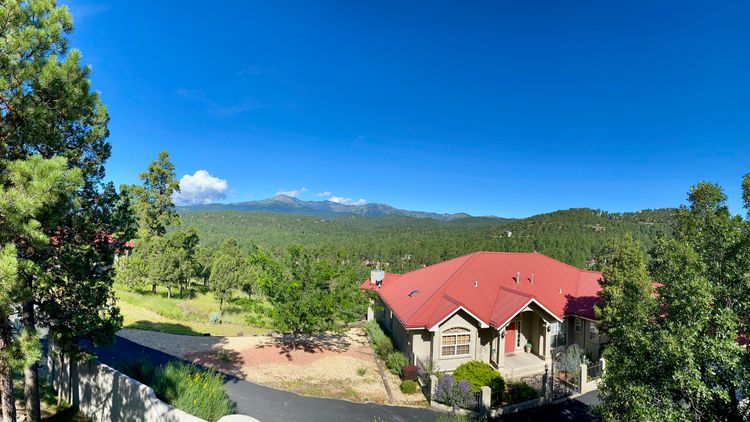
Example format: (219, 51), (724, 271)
(117, 327), (424, 406)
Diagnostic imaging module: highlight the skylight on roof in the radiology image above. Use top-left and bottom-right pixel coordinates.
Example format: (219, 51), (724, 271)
(408, 289), (419, 297)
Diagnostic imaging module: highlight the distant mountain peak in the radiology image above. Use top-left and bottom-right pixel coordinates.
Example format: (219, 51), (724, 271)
(270, 194), (302, 203)
(180, 196), (478, 221)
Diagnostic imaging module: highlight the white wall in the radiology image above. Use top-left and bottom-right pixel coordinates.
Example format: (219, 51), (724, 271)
(47, 348), (258, 422)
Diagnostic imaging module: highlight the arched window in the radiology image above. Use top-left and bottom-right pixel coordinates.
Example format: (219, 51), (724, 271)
(441, 327), (471, 357)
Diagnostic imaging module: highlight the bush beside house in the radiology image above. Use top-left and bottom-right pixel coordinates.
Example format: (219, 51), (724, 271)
(452, 361), (505, 395)
(386, 352), (407, 376)
(400, 380), (418, 394)
(505, 381), (538, 404)
(364, 320), (394, 358)
(363, 320), (421, 395)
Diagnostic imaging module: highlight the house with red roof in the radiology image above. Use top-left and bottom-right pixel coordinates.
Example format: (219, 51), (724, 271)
(360, 251), (605, 377)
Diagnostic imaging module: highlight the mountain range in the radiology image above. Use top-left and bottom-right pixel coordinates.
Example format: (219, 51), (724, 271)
(180, 194), (477, 221)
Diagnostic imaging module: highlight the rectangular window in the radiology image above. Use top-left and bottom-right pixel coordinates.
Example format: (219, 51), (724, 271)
(589, 324), (598, 341)
(516, 319), (523, 348)
(550, 321), (567, 348)
(441, 328), (471, 357)
(575, 318), (582, 334)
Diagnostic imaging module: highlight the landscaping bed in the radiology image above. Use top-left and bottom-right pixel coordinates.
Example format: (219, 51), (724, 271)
(114, 359), (232, 421)
(363, 320), (429, 406)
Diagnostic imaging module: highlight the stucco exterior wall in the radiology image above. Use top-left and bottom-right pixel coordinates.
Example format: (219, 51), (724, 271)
(567, 316), (602, 361)
(390, 314), (409, 358)
(410, 329), (433, 365)
(375, 301), (416, 363)
(431, 310), (480, 372)
(477, 328), (495, 363)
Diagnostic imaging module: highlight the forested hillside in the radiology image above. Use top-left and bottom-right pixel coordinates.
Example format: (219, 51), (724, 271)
(179, 207), (674, 272)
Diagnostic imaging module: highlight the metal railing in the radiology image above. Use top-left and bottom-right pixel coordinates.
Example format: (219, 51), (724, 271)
(587, 360), (603, 379)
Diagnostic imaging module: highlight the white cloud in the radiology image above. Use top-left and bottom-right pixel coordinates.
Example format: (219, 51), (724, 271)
(172, 170), (228, 205)
(329, 196), (367, 206)
(276, 187), (307, 198)
(317, 191), (332, 197)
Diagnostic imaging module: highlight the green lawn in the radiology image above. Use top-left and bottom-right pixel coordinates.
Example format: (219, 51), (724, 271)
(115, 283), (273, 337)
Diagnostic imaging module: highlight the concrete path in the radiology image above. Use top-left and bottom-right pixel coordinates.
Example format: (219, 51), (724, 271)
(87, 334), (599, 422)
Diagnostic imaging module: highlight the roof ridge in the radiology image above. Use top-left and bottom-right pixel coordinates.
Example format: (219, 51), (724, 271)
(496, 285), (534, 298)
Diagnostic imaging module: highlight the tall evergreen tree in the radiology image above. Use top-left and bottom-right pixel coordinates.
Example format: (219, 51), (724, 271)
(131, 151), (181, 238)
(0, 156), (82, 422)
(0, 1), (134, 420)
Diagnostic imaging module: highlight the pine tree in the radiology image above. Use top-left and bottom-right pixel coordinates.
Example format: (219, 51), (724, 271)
(209, 239), (245, 315)
(0, 2), (134, 420)
(0, 156), (82, 422)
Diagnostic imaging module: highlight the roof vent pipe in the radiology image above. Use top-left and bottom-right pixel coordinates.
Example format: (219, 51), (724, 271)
(515, 272), (520, 285)
(474, 281), (478, 288)
(530, 273), (534, 285)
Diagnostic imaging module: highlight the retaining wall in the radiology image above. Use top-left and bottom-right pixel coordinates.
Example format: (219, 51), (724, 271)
(46, 349), (258, 422)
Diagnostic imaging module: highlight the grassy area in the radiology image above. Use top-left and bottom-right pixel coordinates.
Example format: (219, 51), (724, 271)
(115, 283), (273, 337)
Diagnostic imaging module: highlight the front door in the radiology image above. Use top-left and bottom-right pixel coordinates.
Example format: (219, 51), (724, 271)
(504, 321), (516, 353)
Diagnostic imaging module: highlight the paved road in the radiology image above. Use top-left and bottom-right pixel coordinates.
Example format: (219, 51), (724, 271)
(87, 335), (598, 422)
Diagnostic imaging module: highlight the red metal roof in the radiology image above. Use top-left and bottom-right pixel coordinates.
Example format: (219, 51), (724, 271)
(360, 252), (603, 329)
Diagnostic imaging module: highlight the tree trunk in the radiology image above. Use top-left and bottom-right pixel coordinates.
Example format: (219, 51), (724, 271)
(22, 298), (41, 422)
(0, 362), (15, 422)
(167, 286), (171, 299)
(57, 351), (64, 407)
(151, 283), (156, 294)
(219, 298), (224, 316)
(0, 315), (16, 422)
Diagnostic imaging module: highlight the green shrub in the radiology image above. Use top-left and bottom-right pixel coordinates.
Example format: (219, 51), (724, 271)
(357, 367), (367, 376)
(151, 362), (232, 422)
(364, 320), (394, 358)
(116, 358), (156, 385)
(452, 360), (505, 393)
(505, 381), (538, 404)
(400, 379), (418, 394)
(386, 352), (408, 376)
(208, 311), (221, 325)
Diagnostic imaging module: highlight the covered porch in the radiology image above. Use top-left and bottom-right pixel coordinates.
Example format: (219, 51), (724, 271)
(485, 303), (559, 379)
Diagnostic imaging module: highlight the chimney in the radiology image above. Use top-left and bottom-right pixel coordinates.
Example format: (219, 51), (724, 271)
(370, 266), (385, 288)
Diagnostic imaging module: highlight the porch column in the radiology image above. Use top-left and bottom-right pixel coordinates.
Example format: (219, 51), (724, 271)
(542, 321), (551, 360)
(497, 328), (506, 367)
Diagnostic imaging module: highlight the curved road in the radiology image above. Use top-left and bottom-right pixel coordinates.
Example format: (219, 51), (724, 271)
(88, 335), (597, 422)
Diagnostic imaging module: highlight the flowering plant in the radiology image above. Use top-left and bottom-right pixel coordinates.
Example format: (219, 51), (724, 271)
(435, 374), (475, 415)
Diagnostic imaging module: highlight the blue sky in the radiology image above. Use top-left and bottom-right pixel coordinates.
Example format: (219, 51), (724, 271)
(64, 1), (750, 218)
